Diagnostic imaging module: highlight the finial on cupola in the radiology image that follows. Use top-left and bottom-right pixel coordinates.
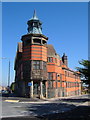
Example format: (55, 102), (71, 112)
(33, 9), (38, 20)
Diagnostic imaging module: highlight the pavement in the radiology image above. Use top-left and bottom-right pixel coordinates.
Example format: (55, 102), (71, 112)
(2, 94), (90, 103)
(1, 96), (47, 102)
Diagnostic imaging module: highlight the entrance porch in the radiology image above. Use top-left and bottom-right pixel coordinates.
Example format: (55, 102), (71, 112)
(29, 80), (47, 99)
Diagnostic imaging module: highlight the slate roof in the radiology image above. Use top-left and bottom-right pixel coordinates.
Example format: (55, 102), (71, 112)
(47, 44), (61, 60)
(47, 44), (56, 57)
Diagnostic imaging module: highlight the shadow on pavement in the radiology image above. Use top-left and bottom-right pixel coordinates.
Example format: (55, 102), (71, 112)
(59, 98), (90, 103)
(1, 106), (90, 120)
(42, 105), (90, 120)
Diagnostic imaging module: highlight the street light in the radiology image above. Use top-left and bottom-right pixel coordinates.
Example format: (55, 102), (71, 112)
(1, 57), (10, 87)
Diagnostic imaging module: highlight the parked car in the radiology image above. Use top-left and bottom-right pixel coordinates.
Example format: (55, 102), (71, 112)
(1, 90), (9, 97)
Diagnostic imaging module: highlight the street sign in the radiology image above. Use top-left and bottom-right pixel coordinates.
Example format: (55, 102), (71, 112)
(28, 82), (32, 86)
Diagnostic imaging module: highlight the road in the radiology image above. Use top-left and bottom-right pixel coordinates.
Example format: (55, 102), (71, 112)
(1, 94), (90, 120)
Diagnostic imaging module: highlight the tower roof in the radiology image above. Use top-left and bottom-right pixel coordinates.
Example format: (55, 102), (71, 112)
(27, 10), (42, 34)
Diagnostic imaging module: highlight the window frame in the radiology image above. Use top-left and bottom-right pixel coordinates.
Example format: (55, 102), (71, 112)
(47, 57), (53, 62)
(33, 60), (40, 70)
(48, 72), (53, 80)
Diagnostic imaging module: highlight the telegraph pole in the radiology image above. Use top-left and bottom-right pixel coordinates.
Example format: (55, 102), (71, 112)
(8, 60), (10, 87)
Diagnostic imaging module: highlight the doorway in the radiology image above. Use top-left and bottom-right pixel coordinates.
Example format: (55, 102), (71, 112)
(33, 82), (40, 98)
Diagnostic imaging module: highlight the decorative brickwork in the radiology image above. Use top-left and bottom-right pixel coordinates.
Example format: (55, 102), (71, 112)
(14, 11), (81, 98)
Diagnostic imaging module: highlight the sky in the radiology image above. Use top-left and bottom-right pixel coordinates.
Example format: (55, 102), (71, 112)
(1, 2), (88, 87)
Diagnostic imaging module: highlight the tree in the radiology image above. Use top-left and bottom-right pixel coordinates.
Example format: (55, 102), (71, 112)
(10, 82), (15, 92)
(76, 60), (90, 90)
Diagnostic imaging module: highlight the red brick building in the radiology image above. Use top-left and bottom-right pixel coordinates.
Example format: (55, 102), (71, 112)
(14, 11), (81, 98)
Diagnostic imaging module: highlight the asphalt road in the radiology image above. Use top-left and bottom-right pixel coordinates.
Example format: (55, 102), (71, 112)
(1, 106), (90, 120)
(1, 94), (90, 120)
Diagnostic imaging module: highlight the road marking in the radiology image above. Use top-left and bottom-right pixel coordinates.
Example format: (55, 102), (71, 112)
(5, 100), (19, 103)
(19, 101), (50, 104)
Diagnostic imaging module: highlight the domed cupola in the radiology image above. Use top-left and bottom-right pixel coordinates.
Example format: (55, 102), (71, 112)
(27, 10), (42, 34)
